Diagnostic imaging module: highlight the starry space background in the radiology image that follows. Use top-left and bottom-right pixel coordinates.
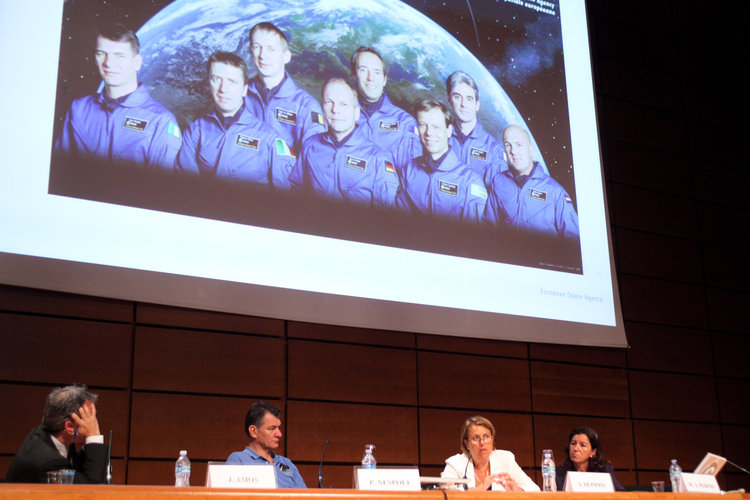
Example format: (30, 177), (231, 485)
(54, 0), (574, 200)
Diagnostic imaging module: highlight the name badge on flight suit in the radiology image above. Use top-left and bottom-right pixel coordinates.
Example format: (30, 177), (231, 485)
(530, 188), (547, 201)
(236, 134), (259, 150)
(345, 155), (367, 171)
(379, 120), (399, 132)
(275, 107), (297, 125)
(123, 116), (149, 132)
(439, 180), (458, 196)
(470, 147), (488, 161)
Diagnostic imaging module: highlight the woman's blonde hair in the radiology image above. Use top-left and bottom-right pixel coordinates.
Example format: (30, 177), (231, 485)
(459, 415), (495, 456)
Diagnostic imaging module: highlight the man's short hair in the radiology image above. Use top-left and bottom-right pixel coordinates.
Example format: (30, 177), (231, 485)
(415, 99), (453, 127)
(96, 22), (140, 54)
(244, 400), (281, 438)
(350, 46), (387, 76)
(249, 22), (289, 51)
(446, 71), (479, 101)
(207, 51), (249, 84)
(41, 385), (98, 434)
(321, 77), (358, 105)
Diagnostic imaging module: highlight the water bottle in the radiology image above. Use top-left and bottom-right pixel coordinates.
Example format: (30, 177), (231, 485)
(175, 450), (191, 487)
(361, 444), (376, 469)
(669, 459), (682, 493)
(541, 449), (557, 492)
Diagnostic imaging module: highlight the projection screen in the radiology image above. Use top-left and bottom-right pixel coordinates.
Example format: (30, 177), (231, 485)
(0, 0), (627, 347)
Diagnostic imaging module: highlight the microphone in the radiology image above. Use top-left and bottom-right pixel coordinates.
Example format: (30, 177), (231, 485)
(463, 451), (471, 479)
(726, 458), (750, 475)
(318, 439), (329, 488)
(106, 430), (113, 484)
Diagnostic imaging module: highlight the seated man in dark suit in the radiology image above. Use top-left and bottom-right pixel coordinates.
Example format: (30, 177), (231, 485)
(5, 385), (107, 483)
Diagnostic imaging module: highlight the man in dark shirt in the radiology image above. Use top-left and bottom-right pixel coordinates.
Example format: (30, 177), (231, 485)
(5, 385), (107, 483)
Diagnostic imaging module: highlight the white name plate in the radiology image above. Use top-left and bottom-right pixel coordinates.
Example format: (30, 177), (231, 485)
(564, 471), (615, 492)
(681, 472), (721, 493)
(205, 463), (276, 488)
(355, 468), (421, 491)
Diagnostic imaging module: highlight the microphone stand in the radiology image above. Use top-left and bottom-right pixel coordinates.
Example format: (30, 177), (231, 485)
(106, 430), (113, 485)
(318, 439), (329, 488)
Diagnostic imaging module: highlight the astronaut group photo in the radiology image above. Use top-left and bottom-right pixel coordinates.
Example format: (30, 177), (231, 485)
(49, 0), (582, 273)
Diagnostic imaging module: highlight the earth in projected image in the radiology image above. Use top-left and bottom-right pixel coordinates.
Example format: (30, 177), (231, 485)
(135, 0), (547, 168)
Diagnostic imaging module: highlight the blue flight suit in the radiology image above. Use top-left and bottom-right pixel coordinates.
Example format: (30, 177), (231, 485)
(55, 84), (181, 169)
(357, 93), (421, 174)
(289, 125), (399, 207)
(396, 148), (488, 222)
(244, 72), (325, 156)
(450, 121), (507, 184)
(176, 105), (294, 188)
(484, 162), (579, 239)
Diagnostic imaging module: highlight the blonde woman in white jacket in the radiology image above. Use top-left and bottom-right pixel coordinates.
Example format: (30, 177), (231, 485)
(441, 415), (540, 492)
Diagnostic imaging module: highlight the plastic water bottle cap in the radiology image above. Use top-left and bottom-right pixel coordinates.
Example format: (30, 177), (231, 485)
(180, 450), (187, 455)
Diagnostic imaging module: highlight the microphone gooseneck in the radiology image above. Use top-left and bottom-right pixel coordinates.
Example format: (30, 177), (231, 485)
(318, 439), (329, 488)
(106, 430), (113, 485)
(463, 452), (472, 479)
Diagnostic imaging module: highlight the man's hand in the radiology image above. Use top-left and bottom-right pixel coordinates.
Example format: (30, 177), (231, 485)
(70, 400), (101, 440)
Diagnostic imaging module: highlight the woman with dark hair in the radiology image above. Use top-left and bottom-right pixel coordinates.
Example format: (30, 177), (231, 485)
(555, 426), (625, 491)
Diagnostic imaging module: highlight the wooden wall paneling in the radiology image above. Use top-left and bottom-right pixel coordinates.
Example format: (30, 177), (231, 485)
(712, 333), (750, 379)
(285, 401), (418, 465)
(597, 57), (682, 114)
(690, 140), (750, 206)
(528, 343), (626, 368)
(297, 464), (360, 489)
(288, 322), (414, 349)
(132, 326), (284, 396)
(618, 275), (707, 328)
(625, 322), (713, 374)
(0, 385), (61, 455)
(629, 371), (718, 422)
(706, 288), (750, 335)
(0, 285), (133, 322)
(0, 313), (132, 387)
(128, 392), (256, 460)
(532, 415), (635, 470)
(136, 303), (283, 336)
(419, 408), (534, 468)
(287, 340), (417, 405)
(589, 11), (678, 70)
(722, 425), (750, 475)
(603, 100), (689, 156)
(722, 472), (744, 492)
(126, 459), (208, 486)
(109, 458), (126, 485)
(615, 229), (703, 283)
(614, 470), (637, 488)
(636, 470), (678, 489)
(417, 352), (530, 411)
(605, 140), (691, 195)
(91, 389), (131, 462)
(696, 202), (750, 250)
(530, 362), (629, 417)
(633, 421), (722, 470)
(701, 244), (750, 290)
(0, 457), (13, 482)
(416, 334), (527, 359)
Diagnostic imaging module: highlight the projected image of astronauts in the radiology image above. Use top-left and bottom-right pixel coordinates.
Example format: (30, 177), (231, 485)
(49, 0), (581, 273)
